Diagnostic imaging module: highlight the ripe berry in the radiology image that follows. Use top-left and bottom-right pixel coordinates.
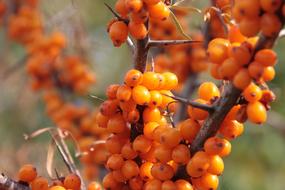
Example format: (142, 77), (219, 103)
(133, 135), (152, 153)
(121, 160), (140, 179)
(179, 119), (201, 143)
(31, 177), (48, 190)
(144, 122), (159, 139)
(116, 85), (132, 102)
(154, 144), (172, 163)
(140, 162), (154, 180)
(175, 179), (193, 190)
(219, 57), (240, 80)
(220, 120), (244, 140)
(204, 137), (231, 157)
(148, 2), (170, 21)
(128, 21), (148, 39)
(125, 0), (143, 13)
(198, 82), (220, 101)
(187, 99), (209, 120)
(106, 154), (124, 170)
(149, 90), (162, 107)
(87, 181), (102, 190)
(186, 151), (210, 177)
(255, 49), (277, 67)
(151, 163), (174, 180)
(199, 173), (219, 190)
(143, 107), (161, 123)
(239, 18), (261, 37)
(262, 66), (275, 81)
(247, 101), (267, 124)
(63, 173), (81, 190)
(233, 68), (251, 90)
(142, 72), (160, 90)
(160, 128), (181, 148)
(172, 144), (191, 164)
(161, 180), (176, 190)
(107, 114), (127, 134)
(260, 0), (282, 13)
(243, 82), (262, 102)
(18, 164), (37, 182)
(108, 21), (128, 47)
(144, 179), (162, 190)
(115, 0), (129, 16)
(121, 142), (138, 159)
(124, 69), (143, 87)
(162, 72), (178, 90)
(261, 13), (282, 37)
(208, 155), (224, 175)
(132, 85), (151, 105)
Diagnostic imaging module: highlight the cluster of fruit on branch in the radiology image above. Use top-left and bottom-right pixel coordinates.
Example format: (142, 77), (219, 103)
(0, 0), (284, 190)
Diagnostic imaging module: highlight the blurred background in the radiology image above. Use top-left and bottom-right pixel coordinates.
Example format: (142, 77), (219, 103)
(0, 0), (285, 189)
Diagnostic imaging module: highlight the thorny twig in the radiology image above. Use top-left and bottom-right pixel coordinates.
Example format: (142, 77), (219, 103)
(0, 174), (30, 190)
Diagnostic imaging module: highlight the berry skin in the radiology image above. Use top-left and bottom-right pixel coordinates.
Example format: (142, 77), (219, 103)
(198, 82), (220, 101)
(121, 142), (138, 159)
(208, 155), (224, 175)
(204, 137), (231, 157)
(116, 85), (132, 102)
(133, 135), (152, 153)
(186, 151), (210, 178)
(144, 122), (159, 139)
(243, 82), (262, 102)
(261, 13), (282, 37)
(247, 101), (267, 124)
(143, 107), (161, 123)
(228, 43), (252, 66)
(151, 163), (174, 181)
(248, 61), (265, 80)
(161, 180), (176, 190)
(18, 164), (37, 182)
(162, 72), (178, 90)
(149, 91), (162, 107)
(107, 114), (127, 134)
(262, 66), (275, 81)
(260, 0), (282, 13)
(219, 57), (241, 80)
(187, 99), (209, 120)
(207, 38), (230, 64)
(106, 84), (120, 99)
(31, 177), (49, 190)
(63, 173), (81, 190)
(140, 162), (154, 180)
(143, 0), (160, 5)
(233, 68), (252, 90)
(179, 119), (201, 143)
(49, 186), (66, 190)
(220, 120), (244, 140)
(124, 69), (143, 87)
(132, 85), (151, 105)
(144, 179), (162, 190)
(172, 144), (191, 164)
(199, 173), (219, 190)
(106, 154), (124, 170)
(102, 173), (117, 189)
(142, 72), (160, 90)
(128, 21), (148, 39)
(239, 17), (261, 37)
(115, 0), (129, 16)
(160, 128), (181, 148)
(125, 0), (143, 13)
(108, 21), (128, 47)
(255, 49), (277, 67)
(148, 2), (170, 21)
(175, 179), (193, 190)
(87, 182), (102, 190)
(154, 144), (172, 163)
(121, 160), (140, 179)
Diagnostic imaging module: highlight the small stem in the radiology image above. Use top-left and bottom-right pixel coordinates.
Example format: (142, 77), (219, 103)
(146, 39), (202, 48)
(127, 37), (135, 54)
(103, 3), (128, 23)
(134, 38), (148, 72)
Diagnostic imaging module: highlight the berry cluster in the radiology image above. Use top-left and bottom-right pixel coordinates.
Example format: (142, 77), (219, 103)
(17, 164), (101, 190)
(233, 0), (284, 37)
(207, 25), (277, 124)
(108, 0), (171, 46)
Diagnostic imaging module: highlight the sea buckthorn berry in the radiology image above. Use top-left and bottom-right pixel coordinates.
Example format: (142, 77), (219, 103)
(151, 163), (174, 180)
(153, 125), (171, 143)
(208, 155), (224, 175)
(235, 0), (260, 18)
(119, 99), (137, 112)
(261, 13), (282, 37)
(162, 72), (178, 90)
(160, 90), (174, 109)
(106, 135), (125, 154)
(87, 181), (102, 190)
(63, 173), (81, 190)
(106, 84), (120, 99)
(124, 69), (143, 87)
(126, 109), (140, 123)
(149, 91), (162, 107)
(179, 119), (201, 143)
(121, 142), (138, 159)
(225, 105), (241, 120)
(148, 2), (170, 21)
(219, 57), (240, 80)
(144, 179), (162, 190)
(102, 173), (117, 189)
(198, 82), (220, 101)
(130, 9), (149, 24)
(207, 38), (230, 64)
(116, 85), (132, 102)
(128, 21), (148, 39)
(143, 107), (161, 123)
(220, 120), (244, 140)
(144, 122), (159, 139)
(106, 154), (124, 170)
(49, 186), (66, 190)
(175, 179), (193, 190)
(133, 135), (152, 153)
(261, 89), (276, 103)
(162, 180), (176, 190)
(18, 164), (37, 182)
(199, 173), (219, 190)
(210, 64), (223, 79)
(142, 72), (160, 90)
(260, 0), (282, 13)
(31, 177), (48, 190)
(239, 18), (261, 37)
(125, 0), (143, 12)
(143, 0), (160, 5)
(115, 0), (129, 16)
(160, 128), (182, 148)
(262, 66), (275, 81)
(52, 180), (64, 186)
(233, 68), (252, 90)
(140, 162), (154, 180)
(121, 160), (140, 179)
(243, 82), (262, 102)
(204, 137), (231, 157)
(107, 114), (127, 134)
(187, 99), (209, 120)
(172, 144), (191, 164)
(186, 151), (210, 177)
(154, 144), (172, 163)
(100, 100), (119, 116)
(247, 101), (267, 124)
(248, 61), (265, 80)
(108, 21), (128, 47)
(129, 176), (143, 190)
(255, 49), (277, 67)
(228, 43), (252, 66)
(228, 25), (246, 43)
(132, 85), (151, 105)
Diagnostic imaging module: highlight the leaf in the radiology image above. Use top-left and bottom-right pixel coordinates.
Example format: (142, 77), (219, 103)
(46, 140), (56, 178)
(169, 10), (192, 40)
(24, 127), (55, 140)
(170, 5), (201, 14)
(173, 0), (194, 6)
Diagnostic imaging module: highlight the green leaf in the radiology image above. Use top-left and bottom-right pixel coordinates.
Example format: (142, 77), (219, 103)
(169, 10), (192, 40)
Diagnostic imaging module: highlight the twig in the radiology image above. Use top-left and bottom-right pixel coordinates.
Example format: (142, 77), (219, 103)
(1, 56), (28, 80)
(146, 39), (202, 48)
(163, 94), (215, 113)
(127, 37), (135, 54)
(103, 3), (128, 23)
(0, 174), (30, 190)
(134, 38), (149, 72)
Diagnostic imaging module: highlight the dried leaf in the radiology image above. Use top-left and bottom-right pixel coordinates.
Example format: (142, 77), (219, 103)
(170, 5), (201, 14)
(169, 10), (192, 40)
(46, 140), (56, 178)
(24, 127), (55, 140)
(173, 0), (193, 6)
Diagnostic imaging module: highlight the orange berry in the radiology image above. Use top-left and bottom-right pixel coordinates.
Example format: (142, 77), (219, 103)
(243, 82), (262, 102)
(161, 180), (176, 190)
(172, 144), (191, 164)
(160, 90), (174, 109)
(144, 122), (159, 139)
(186, 151), (210, 178)
(228, 42), (252, 66)
(207, 38), (230, 64)
(143, 107), (161, 123)
(63, 174), (81, 190)
(149, 91), (162, 107)
(142, 72), (160, 90)
(233, 68), (252, 90)
(208, 155), (224, 175)
(219, 57), (240, 80)
(106, 154), (124, 170)
(143, 0), (160, 5)
(204, 137), (231, 157)
(106, 135), (125, 154)
(121, 142), (138, 159)
(160, 128), (182, 148)
(18, 164), (37, 182)
(248, 61), (265, 80)
(119, 99), (137, 112)
(179, 119), (201, 143)
(199, 173), (219, 190)
(148, 2), (170, 20)
(260, 0), (282, 13)
(239, 17), (261, 37)
(130, 9), (149, 24)
(124, 69), (143, 87)
(140, 162), (154, 180)
(116, 85), (132, 102)
(144, 179), (162, 190)
(198, 82), (220, 101)
(49, 186), (66, 190)
(247, 101), (267, 124)
(106, 84), (120, 99)
(162, 72), (178, 90)
(255, 49), (277, 67)
(115, 0), (129, 16)
(220, 120), (244, 140)
(102, 173), (117, 189)
(132, 85), (151, 105)
(210, 64), (222, 79)
(107, 114), (127, 134)
(100, 100), (119, 116)
(125, 0), (143, 13)
(228, 25), (247, 43)
(175, 179), (193, 190)
(151, 163), (174, 180)
(261, 13), (282, 37)
(109, 21), (128, 47)
(126, 109), (140, 123)
(234, 0), (260, 18)
(128, 21), (148, 39)
(262, 66), (275, 81)
(87, 182), (102, 190)
(31, 177), (48, 190)
(154, 144), (172, 163)
(121, 160), (140, 179)
(133, 135), (152, 153)
(187, 99), (209, 120)
(129, 176), (143, 190)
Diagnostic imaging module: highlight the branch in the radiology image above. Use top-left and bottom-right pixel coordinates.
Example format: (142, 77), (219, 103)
(164, 94), (215, 113)
(1, 56), (28, 80)
(134, 38), (148, 72)
(103, 3), (128, 23)
(0, 174), (30, 190)
(127, 37), (135, 54)
(146, 39), (202, 48)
